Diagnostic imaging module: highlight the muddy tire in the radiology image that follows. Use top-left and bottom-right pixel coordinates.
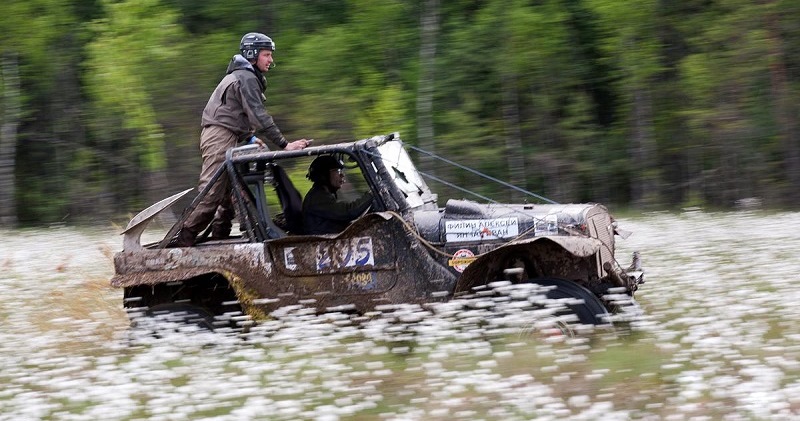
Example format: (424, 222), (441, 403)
(526, 278), (610, 325)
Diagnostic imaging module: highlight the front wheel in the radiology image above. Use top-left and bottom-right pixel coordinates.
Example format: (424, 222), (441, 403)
(525, 278), (610, 326)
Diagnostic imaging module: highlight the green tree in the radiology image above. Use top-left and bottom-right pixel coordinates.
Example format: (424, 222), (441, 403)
(764, 0), (800, 206)
(0, 50), (21, 227)
(587, 0), (662, 208)
(84, 0), (188, 208)
(678, 0), (796, 207)
(275, 0), (417, 142)
(416, 0), (440, 177)
(0, 0), (76, 226)
(437, 0), (603, 203)
(5, 0), (800, 225)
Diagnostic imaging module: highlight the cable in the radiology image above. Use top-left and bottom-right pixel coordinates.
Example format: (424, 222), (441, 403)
(406, 144), (558, 204)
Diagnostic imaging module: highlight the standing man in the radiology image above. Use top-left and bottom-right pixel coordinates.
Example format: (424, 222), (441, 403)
(303, 155), (373, 235)
(174, 32), (311, 247)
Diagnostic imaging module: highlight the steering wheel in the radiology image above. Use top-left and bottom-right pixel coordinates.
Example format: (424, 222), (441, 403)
(357, 193), (379, 219)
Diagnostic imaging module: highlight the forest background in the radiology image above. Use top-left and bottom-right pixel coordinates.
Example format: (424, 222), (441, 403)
(1, 0), (799, 227)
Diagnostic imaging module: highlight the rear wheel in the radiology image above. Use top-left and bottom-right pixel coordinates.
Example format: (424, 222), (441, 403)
(526, 277), (610, 326)
(139, 302), (216, 331)
(123, 275), (243, 333)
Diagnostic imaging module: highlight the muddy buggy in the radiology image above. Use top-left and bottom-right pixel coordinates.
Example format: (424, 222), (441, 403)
(111, 133), (643, 331)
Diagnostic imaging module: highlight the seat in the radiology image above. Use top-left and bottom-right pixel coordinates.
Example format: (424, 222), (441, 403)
(271, 163), (305, 234)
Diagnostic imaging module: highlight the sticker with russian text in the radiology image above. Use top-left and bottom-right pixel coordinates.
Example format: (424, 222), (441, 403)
(445, 217), (519, 242)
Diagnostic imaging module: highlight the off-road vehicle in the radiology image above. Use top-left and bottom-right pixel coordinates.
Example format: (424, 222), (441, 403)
(111, 133), (643, 329)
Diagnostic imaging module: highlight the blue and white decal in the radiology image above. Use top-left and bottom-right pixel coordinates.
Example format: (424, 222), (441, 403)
(316, 236), (375, 270)
(283, 246), (297, 271)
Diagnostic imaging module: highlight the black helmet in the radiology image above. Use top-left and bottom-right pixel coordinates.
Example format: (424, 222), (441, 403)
(240, 32), (275, 60)
(307, 155), (344, 184)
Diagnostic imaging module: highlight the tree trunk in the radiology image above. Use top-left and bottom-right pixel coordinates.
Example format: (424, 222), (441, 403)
(765, 9), (800, 205)
(53, 45), (91, 220)
(705, 82), (746, 207)
(416, 0), (439, 178)
(501, 73), (526, 202)
(629, 85), (656, 209)
(146, 169), (177, 226)
(0, 53), (20, 227)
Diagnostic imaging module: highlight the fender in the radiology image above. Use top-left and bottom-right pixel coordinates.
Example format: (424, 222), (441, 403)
(454, 236), (603, 293)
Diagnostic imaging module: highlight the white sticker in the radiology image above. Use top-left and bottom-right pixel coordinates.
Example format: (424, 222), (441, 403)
(445, 217), (519, 242)
(284, 247), (297, 270)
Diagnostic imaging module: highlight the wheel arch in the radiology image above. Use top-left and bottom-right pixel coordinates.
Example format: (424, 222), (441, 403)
(122, 271), (242, 318)
(453, 236), (603, 294)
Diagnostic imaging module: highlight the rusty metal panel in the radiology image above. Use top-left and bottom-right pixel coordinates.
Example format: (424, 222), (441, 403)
(112, 243), (272, 286)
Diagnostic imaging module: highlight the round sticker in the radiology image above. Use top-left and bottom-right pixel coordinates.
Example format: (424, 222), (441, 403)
(448, 249), (476, 273)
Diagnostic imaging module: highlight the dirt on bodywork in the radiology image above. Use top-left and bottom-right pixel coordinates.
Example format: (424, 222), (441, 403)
(112, 133), (644, 328)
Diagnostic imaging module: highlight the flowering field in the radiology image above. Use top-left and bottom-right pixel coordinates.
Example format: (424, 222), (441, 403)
(1, 211), (799, 420)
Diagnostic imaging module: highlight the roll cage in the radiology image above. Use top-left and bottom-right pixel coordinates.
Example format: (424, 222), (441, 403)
(157, 133), (418, 247)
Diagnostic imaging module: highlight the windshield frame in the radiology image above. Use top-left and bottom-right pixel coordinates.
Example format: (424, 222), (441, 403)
(375, 140), (437, 210)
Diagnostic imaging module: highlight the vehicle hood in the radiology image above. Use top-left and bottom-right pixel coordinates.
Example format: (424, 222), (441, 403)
(413, 199), (604, 243)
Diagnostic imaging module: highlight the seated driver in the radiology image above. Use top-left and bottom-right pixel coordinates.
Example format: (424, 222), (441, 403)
(302, 155), (373, 235)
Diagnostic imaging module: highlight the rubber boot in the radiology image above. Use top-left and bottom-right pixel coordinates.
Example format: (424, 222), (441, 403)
(211, 222), (231, 240)
(170, 227), (197, 247)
